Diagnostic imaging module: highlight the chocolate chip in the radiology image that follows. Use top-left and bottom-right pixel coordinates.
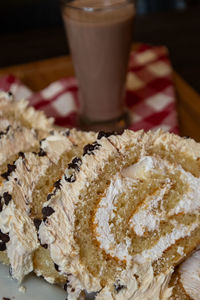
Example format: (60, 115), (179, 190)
(64, 173), (76, 183)
(19, 151), (25, 158)
(42, 206), (55, 218)
(0, 230), (10, 243)
(63, 130), (70, 137)
(33, 219), (42, 231)
(83, 141), (101, 156)
(39, 138), (46, 146)
(114, 281), (126, 293)
(54, 263), (59, 272)
(68, 157), (82, 171)
(8, 91), (13, 96)
(41, 243), (48, 249)
(38, 148), (47, 157)
(0, 242), (6, 251)
(6, 125), (11, 133)
(97, 130), (124, 140)
(0, 125), (11, 139)
(1, 163), (16, 180)
(3, 192), (12, 205)
(64, 279), (70, 291)
(47, 193), (54, 201)
(71, 288), (75, 292)
(2, 297), (11, 300)
(97, 131), (114, 139)
(54, 179), (61, 190)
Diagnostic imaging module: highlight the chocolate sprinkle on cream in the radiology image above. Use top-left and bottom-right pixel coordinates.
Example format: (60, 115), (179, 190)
(63, 130), (70, 137)
(18, 151), (25, 159)
(38, 148), (47, 157)
(0, 230), (10, 243)
(54, 263), (59, 272)
(97, 130), (124, 140)
(41, 243), (48, 249)
(68, 157), (82, 171)
(0, 125), (11, 139)
(64, 173), (76, 183)
(54, 179), (61, 190)
(64, 279), (70, 291)
(33, 219), (42, 231)
(47, 193), (54, 201)
(42, 206), (55, 218)
(3, 192), (12, 205)
(114, 281), (126, 293)
(39, 138), (46, 146)
(0, 242), (6, 251)
(1, 163), (16, 180)
(83, 141), (101, 156)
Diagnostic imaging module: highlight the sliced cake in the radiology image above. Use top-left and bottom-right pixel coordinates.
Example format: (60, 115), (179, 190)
(0, 129), (96, 283)
(0, 91), (53, 267)
(38, 129), (200, 300)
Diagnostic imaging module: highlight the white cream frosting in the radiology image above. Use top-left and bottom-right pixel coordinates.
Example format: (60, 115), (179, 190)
(0, 192), (38, 281)
(94, 155), (200, 264)
(96, 264), (173, 300)
(179, 250), (200, 300)
(0, 91), (53, 131)
(38, 130), (200, 299)
(0, 126), (38, 165)
(94, 176), (132, 262)
(0, 131), (80, 281)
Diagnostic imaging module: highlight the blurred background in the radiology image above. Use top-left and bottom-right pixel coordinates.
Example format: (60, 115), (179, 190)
(0, 0), (200, 91)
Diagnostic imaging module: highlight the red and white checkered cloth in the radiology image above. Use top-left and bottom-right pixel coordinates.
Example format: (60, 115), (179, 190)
(0, 44), (179, 134)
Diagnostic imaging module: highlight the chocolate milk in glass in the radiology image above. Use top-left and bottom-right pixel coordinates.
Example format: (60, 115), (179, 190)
(62, 0), (135, 125)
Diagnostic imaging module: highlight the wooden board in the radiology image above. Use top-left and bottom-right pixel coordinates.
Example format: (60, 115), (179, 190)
(0, 49), (200, 141)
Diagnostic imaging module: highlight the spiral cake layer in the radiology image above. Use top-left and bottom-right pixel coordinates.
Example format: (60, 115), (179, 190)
(39, 130), (200, 299)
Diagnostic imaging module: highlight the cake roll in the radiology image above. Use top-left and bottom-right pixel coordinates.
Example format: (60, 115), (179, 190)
(38, 129), (200, 300)
(0, 91), (53, 267)
(0, 129), (96, 283)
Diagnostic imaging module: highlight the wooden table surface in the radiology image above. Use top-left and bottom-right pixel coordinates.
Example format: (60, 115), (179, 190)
(0, 48), (200, 142)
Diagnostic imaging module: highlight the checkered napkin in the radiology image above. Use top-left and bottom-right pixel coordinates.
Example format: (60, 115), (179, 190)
(0, 44), (179, 133)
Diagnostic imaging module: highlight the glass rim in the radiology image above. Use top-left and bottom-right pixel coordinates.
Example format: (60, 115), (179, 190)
(61, 0), (135, 12)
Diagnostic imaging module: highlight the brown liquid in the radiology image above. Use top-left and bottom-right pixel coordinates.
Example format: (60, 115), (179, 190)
(63, 0), (135, 122)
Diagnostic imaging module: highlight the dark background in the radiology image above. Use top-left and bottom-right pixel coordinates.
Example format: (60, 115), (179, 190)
(0, 0), (200, 92)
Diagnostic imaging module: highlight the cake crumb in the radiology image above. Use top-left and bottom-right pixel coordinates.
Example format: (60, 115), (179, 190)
(18, 285), (26, 293)
(177, 246), (184, 256)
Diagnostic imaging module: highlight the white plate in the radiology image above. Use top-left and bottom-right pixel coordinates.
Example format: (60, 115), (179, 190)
(0, 263), (66, 300)
(0, 263), (95, 300)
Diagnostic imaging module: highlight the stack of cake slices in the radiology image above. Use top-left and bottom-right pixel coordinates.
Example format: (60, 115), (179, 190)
(0, 91), (53, 266)
(0, 92), (200, 300)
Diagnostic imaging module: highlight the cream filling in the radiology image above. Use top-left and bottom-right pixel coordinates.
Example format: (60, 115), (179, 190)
(179, 250), (200, 300)
(94, 177), (132, 262)
(93, 156), (200, 264)
(0, 199), (38, 281)
(0, 131), (77, 282)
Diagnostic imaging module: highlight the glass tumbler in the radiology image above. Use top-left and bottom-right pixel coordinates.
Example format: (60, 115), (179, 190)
(61, 0), (135, 131)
